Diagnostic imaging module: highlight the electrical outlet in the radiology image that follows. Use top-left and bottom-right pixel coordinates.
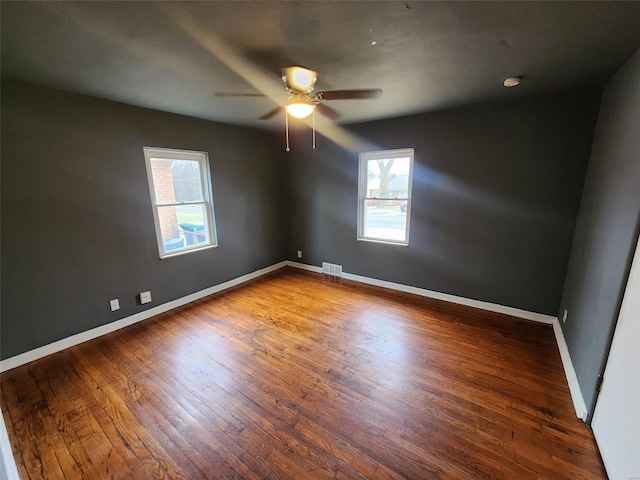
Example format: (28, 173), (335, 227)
(297, 250), (303, 259)
(562, 309), (568, 323)
(110, 299), (120, 311)
(140, 291), (152, 304)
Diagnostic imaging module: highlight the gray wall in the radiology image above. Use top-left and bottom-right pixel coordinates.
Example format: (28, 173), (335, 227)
(286, 91), (601, 316)
(559, 48), (640, 419)
(1, 80), (286, 360)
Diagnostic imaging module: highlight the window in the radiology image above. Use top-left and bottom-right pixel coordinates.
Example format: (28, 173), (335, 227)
(358, 148), (414, 245)
(144, 147), (217, 258)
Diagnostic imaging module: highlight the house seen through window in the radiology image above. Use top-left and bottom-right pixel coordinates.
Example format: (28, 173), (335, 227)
(144, 147), (217, 258)
(358, 148), (414, 245)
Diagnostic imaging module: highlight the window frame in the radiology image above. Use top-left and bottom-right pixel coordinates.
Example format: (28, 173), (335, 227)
(357, 148), (414, 246)
(143, 146), (218, 258)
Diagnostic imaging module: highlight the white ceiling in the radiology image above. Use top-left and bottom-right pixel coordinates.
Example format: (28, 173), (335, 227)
(3, 1), (640, 129)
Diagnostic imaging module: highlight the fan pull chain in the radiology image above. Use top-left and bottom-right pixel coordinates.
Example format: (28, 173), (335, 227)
(285, 109), (290, 152)
(312, 109), (316, 149)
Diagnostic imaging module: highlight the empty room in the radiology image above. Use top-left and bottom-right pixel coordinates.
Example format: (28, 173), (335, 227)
(2, 2), (640, 479)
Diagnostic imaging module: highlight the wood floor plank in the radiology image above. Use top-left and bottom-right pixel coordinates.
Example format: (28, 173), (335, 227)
(1, 268), (606, 479)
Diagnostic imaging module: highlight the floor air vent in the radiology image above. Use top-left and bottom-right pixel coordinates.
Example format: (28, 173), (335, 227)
(322, 262), (343, 277)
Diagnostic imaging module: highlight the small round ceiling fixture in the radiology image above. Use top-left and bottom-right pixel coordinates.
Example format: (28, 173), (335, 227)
(503, 76), (522, 87)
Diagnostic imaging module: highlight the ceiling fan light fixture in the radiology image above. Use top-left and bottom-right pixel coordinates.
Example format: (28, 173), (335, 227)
(286, 102), (315, 119)
(282, 66), (317, 93)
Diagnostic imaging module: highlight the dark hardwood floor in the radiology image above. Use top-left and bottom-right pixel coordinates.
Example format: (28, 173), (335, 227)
(1, 267), (606, 479)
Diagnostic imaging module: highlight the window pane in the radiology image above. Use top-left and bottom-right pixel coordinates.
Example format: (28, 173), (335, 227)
(366, 157), (411, 199)
(150, 158), (203, 203)
(145, 147), (217, 258)
(365, 161), (381, 198)
(359, 148), (413, 245)
(362, 202), (408, 242)
(158, 204), (210, 252)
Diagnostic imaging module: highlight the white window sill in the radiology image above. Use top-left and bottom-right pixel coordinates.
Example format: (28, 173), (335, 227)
(160, 244), (218, 259)
(357, 237), (409, 247)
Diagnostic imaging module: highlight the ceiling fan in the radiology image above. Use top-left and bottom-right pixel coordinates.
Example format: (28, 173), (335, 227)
(217, 66), (383, 121)
(216, 66), (382, 151)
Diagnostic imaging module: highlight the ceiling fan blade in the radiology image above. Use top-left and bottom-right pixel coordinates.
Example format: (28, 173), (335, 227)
(316, 103), (341, 121)
(259, 106), (282, 120)
(215, 92), (266, 97)
(316, 89), (383, 100)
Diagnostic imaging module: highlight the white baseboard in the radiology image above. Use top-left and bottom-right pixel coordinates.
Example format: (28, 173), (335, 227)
(286, 261), (555, 324)
(552, 319), (589, 422)
(286, 260), (323, 274)
(0, 261), (287, 374)
(286, 260), (587, 420)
